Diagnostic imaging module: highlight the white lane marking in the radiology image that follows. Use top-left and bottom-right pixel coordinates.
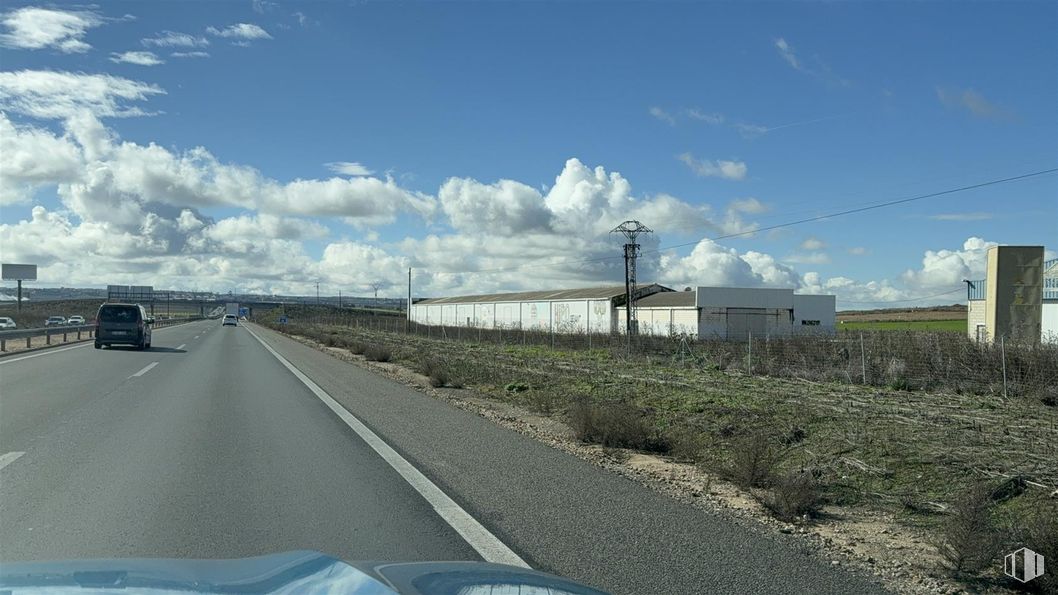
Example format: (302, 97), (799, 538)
(0, 451), (26, 471)
(243, 325), (529, 568)
(0, 342), (92, 365)
(176, 344), (186, 350)
(129, 362), (159, 378)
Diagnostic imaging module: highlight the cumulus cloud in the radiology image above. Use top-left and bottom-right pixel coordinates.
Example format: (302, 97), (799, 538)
(439, 177), (553, 234)
(325, 162), (374, 176)
(900, 237), (998, 289)
(141, 31), (209, 48)
(0, 108), (1005, 306)
(0, 7), (102, 53)
(848, 246), (868, 256)
(0, 112), (435, 227)
(659, 239), (799, 289)
(206, 23), (272, 40)
(0, 70), (165, 119)
(110, 51), (164, 66)
(677, 153), (747, 181)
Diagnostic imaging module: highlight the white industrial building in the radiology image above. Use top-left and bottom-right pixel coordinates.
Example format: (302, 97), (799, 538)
(409, 285), (668, 334)
(630, 287), (835, 339)
(410, 284), (836, 339)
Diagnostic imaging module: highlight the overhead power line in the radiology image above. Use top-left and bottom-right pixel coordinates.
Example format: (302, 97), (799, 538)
(424, 167), (1058, 278)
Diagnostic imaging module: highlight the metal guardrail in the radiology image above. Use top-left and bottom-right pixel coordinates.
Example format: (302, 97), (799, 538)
(0, 317), (204, 352)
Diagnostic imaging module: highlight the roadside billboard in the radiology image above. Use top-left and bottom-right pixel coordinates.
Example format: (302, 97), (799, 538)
(1, 264), (37, 280)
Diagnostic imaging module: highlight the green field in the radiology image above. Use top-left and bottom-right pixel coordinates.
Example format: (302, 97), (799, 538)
(838, 319), (965, 332)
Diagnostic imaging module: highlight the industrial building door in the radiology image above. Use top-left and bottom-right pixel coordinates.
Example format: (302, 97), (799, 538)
(727, 308), (767, 340)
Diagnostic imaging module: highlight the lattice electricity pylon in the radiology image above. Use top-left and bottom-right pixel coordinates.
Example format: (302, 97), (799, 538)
(610, 220), (653, 336)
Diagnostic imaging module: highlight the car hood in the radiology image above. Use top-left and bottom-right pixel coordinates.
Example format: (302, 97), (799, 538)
(0, 550), (608, 594)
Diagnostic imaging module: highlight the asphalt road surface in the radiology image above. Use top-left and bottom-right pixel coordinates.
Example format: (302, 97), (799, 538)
(0, 319), (888, 594)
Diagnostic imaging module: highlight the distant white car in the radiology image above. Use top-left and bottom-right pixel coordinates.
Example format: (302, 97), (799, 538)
(44, 316), (66, 327)
(222, 314), (238, 327)
(0, 317), (16, 329)
(67, 315), (86, 325)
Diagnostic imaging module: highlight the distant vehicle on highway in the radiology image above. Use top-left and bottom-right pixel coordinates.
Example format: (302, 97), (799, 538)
(0, 317), (15, 329)
(67, 315), (86, 325)
(95, 304), (153, 350)
(222, 314), (238, 326)
(44, 316), (66, 327)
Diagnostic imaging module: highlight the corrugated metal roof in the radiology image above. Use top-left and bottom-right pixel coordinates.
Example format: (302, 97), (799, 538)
(636, 291), (696, 307)
(416, 284), (667, 304)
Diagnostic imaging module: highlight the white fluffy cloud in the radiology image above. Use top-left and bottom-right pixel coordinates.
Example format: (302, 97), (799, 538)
(110, 51), (164, 66)
(206, 23), (272, 40)
(0, 104), (1014, 305)
(900, 237), (997, 289)
(0, 70), (165, 119)
(660, 239), (799, 289)
(141, 31), (209, 48)
(0, 7), (102, 53)
(171, 51), (210, 59)
(0, 114), (82, 204)
(677, 153), (747, 181)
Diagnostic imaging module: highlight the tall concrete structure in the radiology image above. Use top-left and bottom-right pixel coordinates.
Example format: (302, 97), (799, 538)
(968, 245), (1044, 343)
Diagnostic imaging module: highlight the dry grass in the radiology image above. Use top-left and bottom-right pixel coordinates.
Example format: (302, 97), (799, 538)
(935, 484), (1001, 575)
(764, 470), (821, 521)
(568, 398), (666, 452)
(363, 345), (391, 362)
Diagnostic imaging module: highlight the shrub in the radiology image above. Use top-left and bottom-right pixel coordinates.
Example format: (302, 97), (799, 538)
(364, 345), (392, 362)
(346, 341), (367, 355)
(568, 397), (665, 452)
(935, 484), (1001, 575)
(505, 382), (529, 393)
(726, 431), (782, 489)
(523, 389), (560, 415)
(414, 358), (450, 388)
(666, 425), (707, 463)
(1014, 503), (1057, 591)
(764, 470), (821, 521)
(1038, 384), (1058, 407)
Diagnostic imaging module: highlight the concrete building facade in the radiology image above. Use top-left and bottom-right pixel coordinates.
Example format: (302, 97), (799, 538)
(631, 287), (835, 339)
(966, 245), (1049, 343)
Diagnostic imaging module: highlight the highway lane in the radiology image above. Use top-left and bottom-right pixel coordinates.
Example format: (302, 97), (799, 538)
(0, 320), (209, 453)
(0, 320), (479, 564)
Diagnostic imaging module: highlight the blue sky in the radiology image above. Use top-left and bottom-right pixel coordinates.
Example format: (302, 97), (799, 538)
(0, 1), (1055, 304)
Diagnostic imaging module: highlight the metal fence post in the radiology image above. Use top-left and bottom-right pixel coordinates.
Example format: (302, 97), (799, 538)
(1000, 336), (1008, 399)
(747, 331), (752, 374)
(860, 332), (867, 385)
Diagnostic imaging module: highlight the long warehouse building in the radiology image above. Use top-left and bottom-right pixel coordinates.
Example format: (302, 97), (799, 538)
(410, 284), (836, 339)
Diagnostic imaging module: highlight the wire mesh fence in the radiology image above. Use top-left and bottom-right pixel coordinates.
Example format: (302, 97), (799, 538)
(261, 312), (1058, 400)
